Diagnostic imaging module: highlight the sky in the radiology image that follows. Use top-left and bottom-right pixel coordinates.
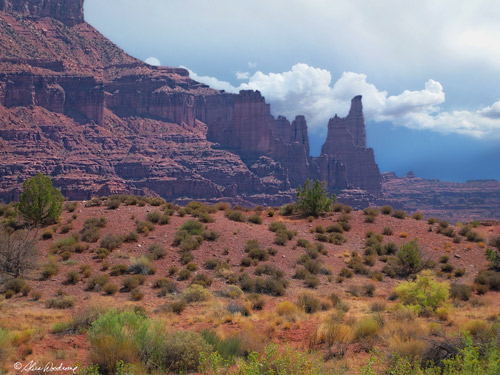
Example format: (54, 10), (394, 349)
(84, 0), (500, 182)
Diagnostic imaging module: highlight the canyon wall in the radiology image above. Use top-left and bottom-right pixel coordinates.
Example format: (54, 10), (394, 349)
(0, 0), (383, 206)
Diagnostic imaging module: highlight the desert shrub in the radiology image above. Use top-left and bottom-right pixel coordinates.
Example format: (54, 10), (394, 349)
(297, 292), (320, 314)
(441, 263), (455, 273)
(148, 243), (166, 260)
(248, 214), (263, 224)
(363, 283), (376, 297)
(177, 268), (191, 281)
(450, 283), (472, 301)
(103, 282), (118, 295)
(130, 288), (144, 301)
(106, 198), (121, 209)
(45, 296), (76, 309)
(297, 238), (310, 248)
(329, 233), (347, 245)
(87, 310), (149, 374)
(279, 203), (295, 216)
(248, 248), (269, 261)
(296, 179), (334, 217)
(238, 275), (287, 296)
(247, 294), (265, 310)
(79, 264), (92, 278)
(86, 274), (110, 292)
(3, 277), (27, 294)
(201, 330), (244, 360)
(412, 212), (423, 220)
(100, 234), (123, 251)
(225, 210), (246, 222)
(191, 273), (213, 288)
(396, 240), (422, 276)
(395, 271), (449, 314)
(165, 299), (187, 314)
(370, 301), (386, 312)
(340, 267), (353, 278)
(474, 269), (500, 291)
(60, 224), (72, 234)
(276, 301), (299, 317)
(180, 220), (204, 235)
(146, 210), (162, 224)
(204, 258), (222, 270)
(220, 285), (244, 299)
(380, 205), (393, 215)
(226, 301), (251, 316)
(454, 268), (466, 278)
(304, 274), (320, 288)
(128, 256), (154, 275)
(110, 264), (128, 276)
(326, 224), (343, 233)
(41, 260), (59, 279)
(123, 231), (139, 243)
(121, 275), (145, 292)
(95, 247), (110, 260)
(439, 255), (450, 264)
(81, 225), (101, 243)
(383, 226), (394, 236)
(392, 210), (407, 219)
(203, 230), (219, 241)
(154, 278), (178, 296)
(136, 220), (155, 235)
(268, 221), (287, 233)
(41, 228), (54, 240)
(65, 270), (80, 285)
(254, 264), (285, 279)
(183, 284), (211, 302)
(363, 207), (379, 217)
(354, 317), (380, 341)
(315, 233), (328, 242)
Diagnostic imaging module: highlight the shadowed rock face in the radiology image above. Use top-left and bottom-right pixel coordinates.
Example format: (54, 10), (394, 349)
(0, 0), (383, 205)
(321, 96), (382, 194)
(0, 0), (84, 26)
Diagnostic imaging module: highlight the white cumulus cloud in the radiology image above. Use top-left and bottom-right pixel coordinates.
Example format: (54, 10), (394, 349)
(145, 57), (161, 66)
(185, 63), (500, 138)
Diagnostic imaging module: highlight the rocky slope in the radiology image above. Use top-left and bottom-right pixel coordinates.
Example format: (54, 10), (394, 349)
(0, 0), (382, 205)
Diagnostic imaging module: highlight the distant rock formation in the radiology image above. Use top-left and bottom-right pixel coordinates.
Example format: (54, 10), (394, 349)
(0, 0), (383, 205)
(321, 96), (382, 194)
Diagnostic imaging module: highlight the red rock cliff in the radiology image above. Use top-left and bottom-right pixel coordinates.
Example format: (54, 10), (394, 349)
(0, 0), (382, 205)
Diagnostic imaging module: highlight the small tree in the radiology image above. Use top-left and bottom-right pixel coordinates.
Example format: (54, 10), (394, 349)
(17, 173), (63, 226)
(296, 179), (335, 217)
(0, 230), (37, 278)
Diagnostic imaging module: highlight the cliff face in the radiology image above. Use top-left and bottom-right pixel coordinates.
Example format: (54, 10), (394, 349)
(0, 0), (383, 205)
(0, 0), (84, 26)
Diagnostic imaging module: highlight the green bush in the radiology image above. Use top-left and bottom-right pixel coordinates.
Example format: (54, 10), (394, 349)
(249, 214), (263, 224)
(397, 240), (422, 276)
(180, 220), (204, 235)
(103, 282), (118, 295)
(183, 284), (211, 303)
(268, 221), (287, 233)
(225, 210), (246, 222)
(88, 310), (150, 374)
(136, 220), (155, 235)
(41, 261), (59, 279)
(380, 205), (393, 215)
(100, 234), (123, 251)
(450, 283), (472, 301)
(295, 179), (335, 217)
(17, 173), (63, 226)
(395, 270), (449, 314)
